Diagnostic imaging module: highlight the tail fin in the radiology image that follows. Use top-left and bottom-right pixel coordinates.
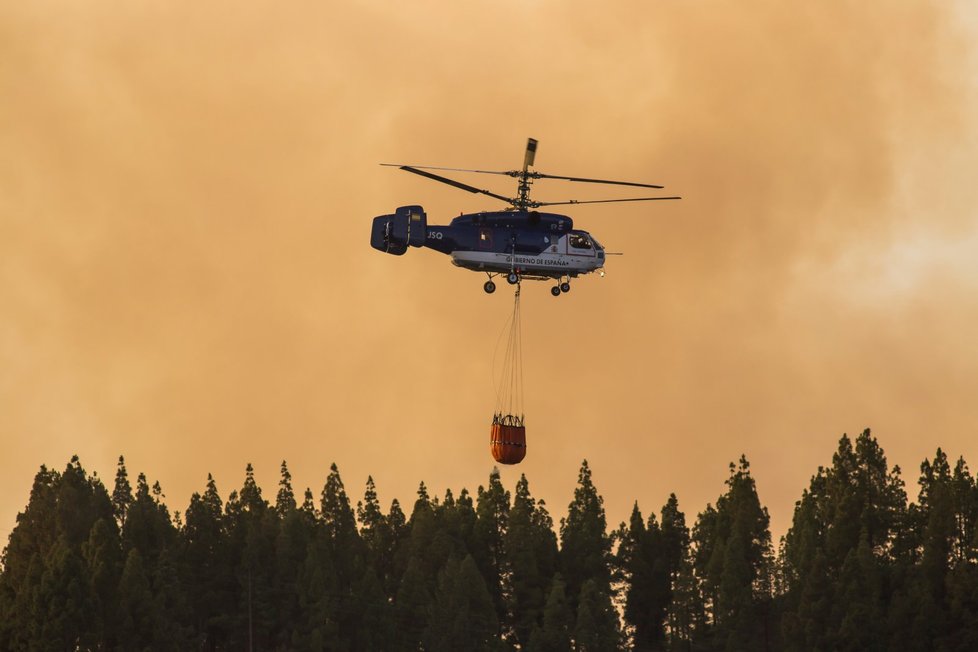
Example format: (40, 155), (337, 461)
(370, 205), (427, 255)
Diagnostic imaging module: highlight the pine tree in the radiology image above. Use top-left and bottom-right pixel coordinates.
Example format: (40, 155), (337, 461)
(423, 554), (502, 651)
(112, 455), (134, 528)
(385, 497), (408, 596)
(117, 470), (186, 645)
(0, 459), (117, 648)
(474, 468), (511, 631)
(943, 556), (978, 650)
(394, 556), (432, 651)
(295, 536), (341, 651)
(780, 430), (908, 648)
(82, 516), (123, 646)
(949, 457), (978, 563)
(182, 474), (232, 647)
(0, 465), (61, 648)
(561, 460), (613, 618)
(529, 573), (574, 652)
(151, 545), (193, 650)
(660, 494), (689, 582)
(438, 487), (479, 565)
(122, 472), (176, 565)
(35, 535), (94, 649)
(396, 481), (444, 599)
(242, 509), (281, 649)
(507, 474), (559, 648)
(574, 577), (620, 652)
(276, 460), (297, 515)
(915, 449), (955, 646)
(810, 431), (906, 569)
(351, 565), (396, 650)
(222, 464), (280, 650)
(321, 463), (363, 570)
(887, 448), (976, 650)
(357, 476), (404, 608)
(319, 463), (364, 645)
(940, 457), (978, 649)
(389, 497), (407, 540)
(301, 486), (318, 518)
(57, 457), (102, 546)
(833, 531), (884, 652)
(692, 501), (719, 621)
(357, 476), (386, 555)
(659, 494), (697, 650)
(415, 480), (431, 514)
(694, 455), (774, 650)
(274, 499), (315, 647)
(617, 502), (671, 651)
(666, 542), (704, 652)
(117, 547), (155, 649)
(852, 431), (907, 557)
(40, 458), (116, 647)
(780, 477), (828, 650)
(239, 462), (266, 514)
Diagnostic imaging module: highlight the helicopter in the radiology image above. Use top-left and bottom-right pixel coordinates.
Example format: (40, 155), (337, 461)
(369, 138), (680, 296)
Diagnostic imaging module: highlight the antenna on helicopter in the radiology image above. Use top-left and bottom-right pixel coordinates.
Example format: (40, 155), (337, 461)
(523, 137), (537, 169)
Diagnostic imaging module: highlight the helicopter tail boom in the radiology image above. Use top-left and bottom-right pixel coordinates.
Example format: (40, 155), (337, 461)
(370, 205), (427, 255)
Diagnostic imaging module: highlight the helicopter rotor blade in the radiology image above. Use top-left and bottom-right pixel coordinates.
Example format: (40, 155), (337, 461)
(530, 172), (664, 189)
(533, 196), (682, 207)
(397, 166), (514, 204)
(380, 163), (512, 176)
(382, 163), (666, 188)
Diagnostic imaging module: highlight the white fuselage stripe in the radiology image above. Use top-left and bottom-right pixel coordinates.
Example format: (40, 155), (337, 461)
(450, 250), (602, 276)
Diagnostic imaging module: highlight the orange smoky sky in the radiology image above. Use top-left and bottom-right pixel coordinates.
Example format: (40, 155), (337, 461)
(2, 1), (978, 545)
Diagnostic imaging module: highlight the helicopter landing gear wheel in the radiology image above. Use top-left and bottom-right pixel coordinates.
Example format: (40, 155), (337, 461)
(560, 281), (570, 293)
(507, 272), (520, 285)
(551, 286), (561, 297)
(484, 280), (496, 294)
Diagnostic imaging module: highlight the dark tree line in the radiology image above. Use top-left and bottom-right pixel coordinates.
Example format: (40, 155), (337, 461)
(2, 428), (978, 650)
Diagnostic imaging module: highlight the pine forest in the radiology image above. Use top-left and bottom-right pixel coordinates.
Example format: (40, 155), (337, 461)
(3, 428), (978, 651)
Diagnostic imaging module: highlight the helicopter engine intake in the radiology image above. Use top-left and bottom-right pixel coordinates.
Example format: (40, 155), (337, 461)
(370, 205), (427, 255)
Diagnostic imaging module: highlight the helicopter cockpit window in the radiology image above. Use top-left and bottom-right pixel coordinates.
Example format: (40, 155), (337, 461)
(569, 234), (592, 250)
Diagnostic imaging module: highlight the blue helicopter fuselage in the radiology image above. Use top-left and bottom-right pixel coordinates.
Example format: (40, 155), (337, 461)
(370, 206), (606, 281)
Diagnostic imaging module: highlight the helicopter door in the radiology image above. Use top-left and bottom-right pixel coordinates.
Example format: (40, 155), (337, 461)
(478, 228), (492, 251)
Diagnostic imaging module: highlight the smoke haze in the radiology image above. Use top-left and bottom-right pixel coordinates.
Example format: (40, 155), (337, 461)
(2, 1), (977, 542)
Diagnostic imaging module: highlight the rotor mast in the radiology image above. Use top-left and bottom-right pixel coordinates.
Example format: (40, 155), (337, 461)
(515, 138), (538, 211)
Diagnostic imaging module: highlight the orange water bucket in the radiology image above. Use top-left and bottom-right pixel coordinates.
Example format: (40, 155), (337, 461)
(490, 421), (527, 465)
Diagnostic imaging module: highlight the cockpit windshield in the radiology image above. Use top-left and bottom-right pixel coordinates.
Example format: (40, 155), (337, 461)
(569, 233), (592, 250)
